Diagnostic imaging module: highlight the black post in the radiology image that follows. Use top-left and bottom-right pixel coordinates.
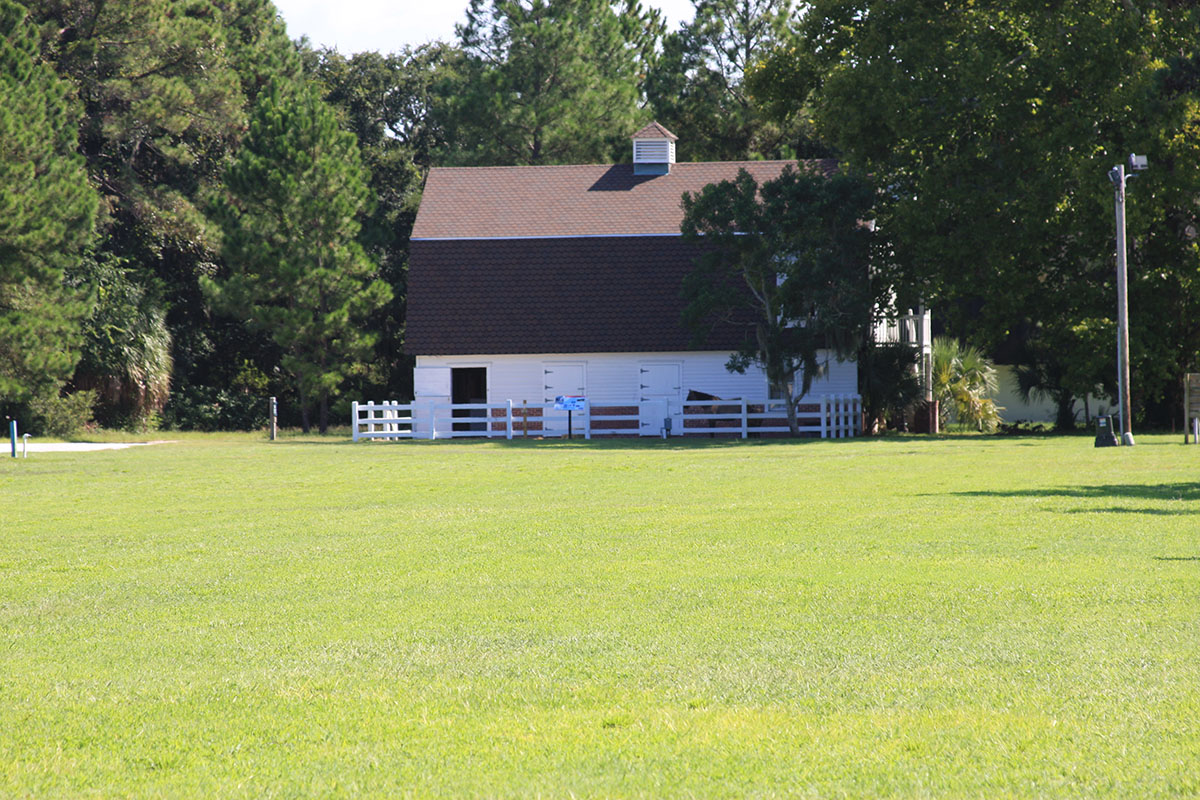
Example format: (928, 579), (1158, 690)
(567, 409), (572, 440)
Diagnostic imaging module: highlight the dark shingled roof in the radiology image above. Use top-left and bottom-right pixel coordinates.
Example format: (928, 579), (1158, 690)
(406, 158), (839, 356)
(411, 160), (836, 240)
(405, 237), (751, 356)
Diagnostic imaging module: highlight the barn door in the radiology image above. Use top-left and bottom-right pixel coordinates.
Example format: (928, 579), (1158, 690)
(451, 367), (487, 432)
(638, 362), (682, 436)
(543, 363), (586, 436)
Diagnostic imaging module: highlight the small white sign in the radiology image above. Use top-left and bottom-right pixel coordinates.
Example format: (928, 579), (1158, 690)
(554, 395), (587, 411)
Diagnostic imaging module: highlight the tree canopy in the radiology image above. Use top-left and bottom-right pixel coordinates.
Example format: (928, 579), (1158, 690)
(647, 0), (823, 161)
(0, 0), (97, 414)
(205, 81), (391, 433)
(681, 165), (878, 434)
(449, 0), (663, 165)
(793, 0), (1200, 426)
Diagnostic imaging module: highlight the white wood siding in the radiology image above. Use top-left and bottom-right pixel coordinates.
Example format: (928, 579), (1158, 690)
(413, 351), (856, 404)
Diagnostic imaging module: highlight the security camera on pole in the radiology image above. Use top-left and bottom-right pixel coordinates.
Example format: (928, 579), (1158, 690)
(1107, 153), (1147, 447)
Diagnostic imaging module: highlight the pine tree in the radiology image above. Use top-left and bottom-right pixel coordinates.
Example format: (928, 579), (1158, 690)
(451, 0), (663, 165)
(0, 0), (97, 411)
(31, 0), (302, 424)
(205, 81), (391, 433)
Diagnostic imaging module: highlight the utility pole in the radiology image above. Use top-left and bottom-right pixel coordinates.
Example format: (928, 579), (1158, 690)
(1108, 154), (1147, 446)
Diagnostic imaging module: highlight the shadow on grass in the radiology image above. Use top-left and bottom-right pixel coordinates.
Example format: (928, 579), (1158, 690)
(945, 482), (1200, 515)
(1062, 506), (1200, 516)
(951, 482), (1200, 500)
(1154, 556), (1200, 561)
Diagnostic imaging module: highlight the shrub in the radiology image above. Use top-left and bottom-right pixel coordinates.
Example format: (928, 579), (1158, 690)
(162, 385), (266, 431)
(28, 389), (96, 437)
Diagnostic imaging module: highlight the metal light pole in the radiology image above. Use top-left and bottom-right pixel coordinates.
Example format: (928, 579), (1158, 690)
(1108, 154), (1147, 446)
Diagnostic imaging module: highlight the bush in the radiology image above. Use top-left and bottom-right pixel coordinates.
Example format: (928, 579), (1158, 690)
(858, 342), (923, 432)
(162, 385), (266, 431)
(28, 389), (96, 437)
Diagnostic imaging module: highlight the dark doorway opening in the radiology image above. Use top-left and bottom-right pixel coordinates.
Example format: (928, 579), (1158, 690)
(451, 367), (487, 432)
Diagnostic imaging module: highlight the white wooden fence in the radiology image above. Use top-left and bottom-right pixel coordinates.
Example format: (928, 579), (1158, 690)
(353, 395), (861, 441)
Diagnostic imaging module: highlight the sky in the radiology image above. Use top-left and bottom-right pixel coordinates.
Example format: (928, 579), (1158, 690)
(271, 0), (697, 55)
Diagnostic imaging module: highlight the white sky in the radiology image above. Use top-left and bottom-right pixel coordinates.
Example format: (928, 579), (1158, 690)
(272, 0), (697, 55)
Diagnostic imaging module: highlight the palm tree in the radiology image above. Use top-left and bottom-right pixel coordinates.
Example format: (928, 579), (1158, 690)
(72, 260), (172, 428)
(932, 337), (1002, 431)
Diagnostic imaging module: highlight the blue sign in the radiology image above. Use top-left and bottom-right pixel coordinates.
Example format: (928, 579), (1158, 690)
(554, 395), (587, 411)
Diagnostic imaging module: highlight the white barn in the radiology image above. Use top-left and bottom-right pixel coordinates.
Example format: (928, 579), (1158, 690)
(403, 123), (866, 437)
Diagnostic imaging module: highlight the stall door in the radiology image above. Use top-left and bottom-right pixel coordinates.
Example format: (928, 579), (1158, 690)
(638, 362), (681, 435)
(542, 363), (585, 402)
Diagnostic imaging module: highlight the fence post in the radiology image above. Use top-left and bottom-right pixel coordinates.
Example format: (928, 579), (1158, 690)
(270, 396), (278, 441)
(585, 401), (592, 440)
(352, 401), (359, 441)
(820, 395), (827, 439)
(428, 401), (437, 440)
(740, 400), (748, 439)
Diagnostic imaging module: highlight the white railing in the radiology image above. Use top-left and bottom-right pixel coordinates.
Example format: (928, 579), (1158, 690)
(353, 394), (861, 441)
(875, 313), (925, 346)
(678, 395), (860, 438)
(351, 400), (417, 440)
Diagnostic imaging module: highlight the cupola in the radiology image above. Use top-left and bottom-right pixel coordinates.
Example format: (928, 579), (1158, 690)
(631, 121), (677, 175)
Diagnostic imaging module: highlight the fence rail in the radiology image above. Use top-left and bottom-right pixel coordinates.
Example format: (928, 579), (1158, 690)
(352, 395), (861, 442)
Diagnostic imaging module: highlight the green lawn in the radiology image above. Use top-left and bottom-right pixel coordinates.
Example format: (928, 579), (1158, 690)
(2, 433), (1198, 797)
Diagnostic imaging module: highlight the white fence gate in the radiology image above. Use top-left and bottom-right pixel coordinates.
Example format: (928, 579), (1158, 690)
(352, 395), (861, 441)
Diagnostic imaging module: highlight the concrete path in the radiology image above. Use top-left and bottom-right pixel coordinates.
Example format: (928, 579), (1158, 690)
(11, 440), (176, 453)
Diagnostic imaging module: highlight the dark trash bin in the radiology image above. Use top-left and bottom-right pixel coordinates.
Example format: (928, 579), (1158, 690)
(1095, 415), (1119, 447)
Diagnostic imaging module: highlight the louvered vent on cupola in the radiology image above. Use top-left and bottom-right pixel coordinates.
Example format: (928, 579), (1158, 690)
(631, 121), (678, 176)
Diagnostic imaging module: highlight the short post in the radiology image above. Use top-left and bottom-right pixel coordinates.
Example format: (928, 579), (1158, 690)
(428, 401), (437, 440)
(506, 400), (514, 440)
(584, 402), (591, 440)
(9, 419), (16, 458)
(567, 409), (572, 440)
(351, 401), (359, 442)
(522, 401), (528, 438)
(270, 396), (278, 441)
(22, 433), (30, 457)
(820, 395), (828, 439)
(1193, 417), (1198, 445)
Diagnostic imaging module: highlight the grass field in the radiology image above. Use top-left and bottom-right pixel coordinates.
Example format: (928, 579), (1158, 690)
(2, 432), (1198, 797)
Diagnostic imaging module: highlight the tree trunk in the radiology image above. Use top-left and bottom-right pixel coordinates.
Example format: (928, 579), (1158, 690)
(300, 401), (311, 433)
(1054, 394), (1076, 431)
(786, 397), (800, 437)
(318, 392), (329, 434)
